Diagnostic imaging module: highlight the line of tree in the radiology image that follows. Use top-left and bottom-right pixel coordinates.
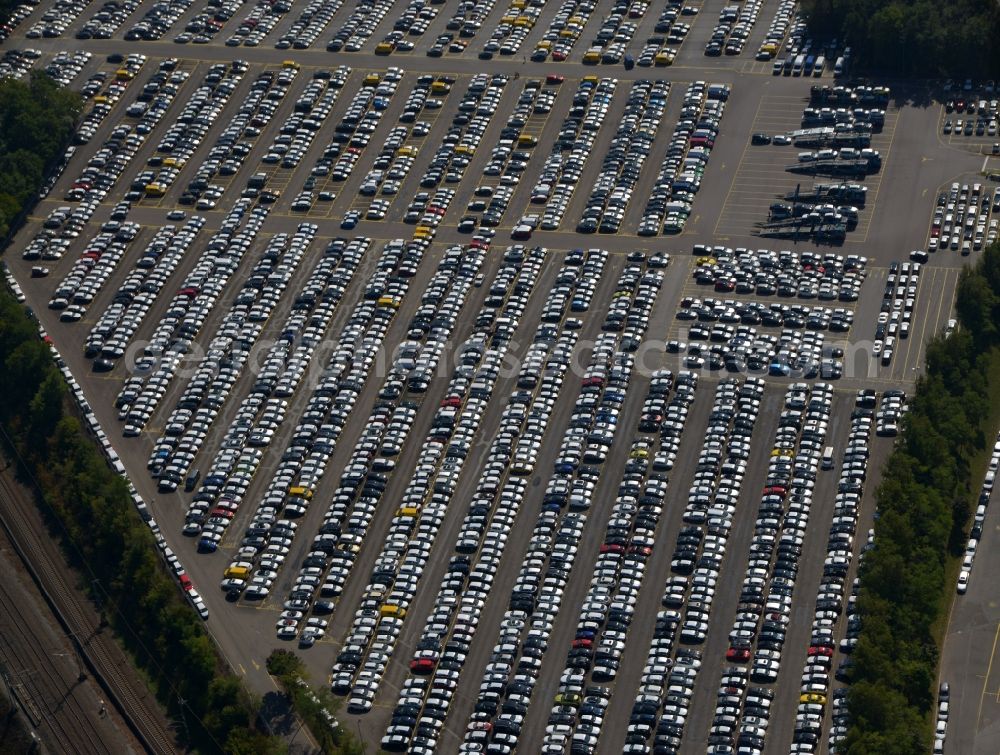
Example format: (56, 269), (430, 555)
(801, 0), (1000, 78)
(843, 244), (1000, 753)
(0, 289), (285, 753)
(266, 651), (363, 754)
(0, 71), (80, 240)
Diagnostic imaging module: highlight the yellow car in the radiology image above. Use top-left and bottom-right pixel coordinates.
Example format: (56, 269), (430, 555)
(799, 693), (827, 706)
(554, 692), (581, 706)
(695, 256), (717, 266)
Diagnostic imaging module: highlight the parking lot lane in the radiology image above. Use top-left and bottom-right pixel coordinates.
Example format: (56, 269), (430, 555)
(889, 265), (942, 383)
(435, 254), (630, 745)
(677, 386), (784, 751)
(938, 455), (1000, 755)
(588, 378), (719, 753)
(512, 259), (681, 754)
(862, 104), (982, 258)
(672, 0), (725, 68)
(559, 83), (628, 230)
(754, 392), (852, 754)
(229, 242), (452, 569)
(362, 255), (568, 736)
(620, 81), (688, 232)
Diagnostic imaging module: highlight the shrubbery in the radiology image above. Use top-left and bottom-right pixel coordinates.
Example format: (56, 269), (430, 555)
(0, 72), (80, 239)
(844, 244), (1000, 753)
(801, 0), (1000, 77)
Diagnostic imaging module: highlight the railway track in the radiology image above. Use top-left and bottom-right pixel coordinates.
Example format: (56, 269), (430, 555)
(0, 469), (178, 754)
(0, 586), (111, 754)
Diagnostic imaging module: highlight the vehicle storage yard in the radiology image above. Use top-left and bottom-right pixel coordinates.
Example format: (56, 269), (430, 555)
(1, 0), (998, 752)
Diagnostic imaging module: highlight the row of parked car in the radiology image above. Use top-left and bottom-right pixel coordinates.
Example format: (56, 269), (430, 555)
(676, 322), (842, 379)
(86, 217), (206, 364)
(466, 77), (560, 230)
(754, 0), (797, 61)
(208, 233), (433, 593)
(276, 0), (343, 50)
(380, 250), (608, 753)
(0, 46), (38, 78)
(279, 239), (485, 640)
(639, 82), (730, 236)
(479, 0), (541, 59)
(545, 370), (697, 754)
(704, 0), (762, 57)
(42, 49), (91, 86)
(125, 0), (195, 40)
(76, 0), (141, 39)
(516, 76), (603, 230)
(326, 0), (395, 51)
(24, 0), (89, 37)
(784, 391), (877, 753)
(267, 74), (343, 170)
(679, 295), (855, 332)
(339, 77), (445, 212)
(327, 244), (555, 719)
(75, 54), (153, 146)
(116, 200), (270, 436)
(143, 62), (248, 197)
(530, 0), (595, 62)
(956, 429), (1000, 594)
(651, 377), (766, 752)
(198, 236), (373, 584)
(577, 79), (669, 234)
(47, 220), (141, 322)
(451, 262), (662, 755)
(718, 383), (834, 752)
(930, 180), (999, 255)
(692, 245), (868, 302)
(580, 0), (645, 65)
(871, 260), (921, 368)
(152, 223), (318, 496)
(0, 3), (34, 42)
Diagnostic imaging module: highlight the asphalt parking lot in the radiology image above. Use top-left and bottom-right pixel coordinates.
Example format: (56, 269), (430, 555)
(0, 0), (997, 752)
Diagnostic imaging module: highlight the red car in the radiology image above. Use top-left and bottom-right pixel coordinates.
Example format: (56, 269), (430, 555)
(410, 658), (435, 673)
(726, 646), (751, 662)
